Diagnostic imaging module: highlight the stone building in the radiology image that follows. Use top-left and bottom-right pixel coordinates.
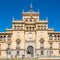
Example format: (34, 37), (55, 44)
(0, 4), (60, 58)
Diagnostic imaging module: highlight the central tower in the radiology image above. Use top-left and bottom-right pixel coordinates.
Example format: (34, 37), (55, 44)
(22, 3), (40, 22)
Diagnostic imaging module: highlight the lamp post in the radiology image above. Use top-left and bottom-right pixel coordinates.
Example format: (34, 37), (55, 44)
(46, 46), (49, 57)
(6, 48), (8, 60)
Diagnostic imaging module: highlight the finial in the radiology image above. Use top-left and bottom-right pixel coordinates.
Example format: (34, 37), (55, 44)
(30, 3), (32, 8)
(12, 16), (14, 21)
(22, 9), (24, 13)
(38, 9), (40, 13)
(30, 3), (33, 12)
(46, 16), (48, 20)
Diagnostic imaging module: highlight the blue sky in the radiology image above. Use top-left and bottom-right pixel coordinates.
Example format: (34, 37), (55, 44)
(0, 0), (60, 32)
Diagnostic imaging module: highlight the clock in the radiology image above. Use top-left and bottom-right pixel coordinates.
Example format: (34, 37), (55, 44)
(28, 33), (32, 39)
(40, 32), (43, 36)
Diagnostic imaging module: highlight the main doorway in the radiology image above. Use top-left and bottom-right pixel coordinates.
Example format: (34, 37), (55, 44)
(27, 46), (34, 57)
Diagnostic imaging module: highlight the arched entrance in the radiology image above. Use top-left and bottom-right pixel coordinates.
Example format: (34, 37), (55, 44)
(27, 46), (34, 57)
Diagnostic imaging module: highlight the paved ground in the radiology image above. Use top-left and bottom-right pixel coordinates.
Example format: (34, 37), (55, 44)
(0, 58), (60, 60)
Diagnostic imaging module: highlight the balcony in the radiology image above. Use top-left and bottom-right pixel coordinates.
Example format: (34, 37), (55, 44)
(40, 47), (44, 49)
(16, 47), (20, 50)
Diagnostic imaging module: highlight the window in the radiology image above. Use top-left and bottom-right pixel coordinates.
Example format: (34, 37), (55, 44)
(0, 36), (2, 41)
(17, 50), (19, 55)
(26, 26), (28, 30)
(8, 51), (11, 55)
(0, 44), (1, 49)
(59, 50), (60, 54)
(18, 25), (20, 30)
(21, 25), (23, 29)
(0, 51), (1, 56)
(32, 26), (34, 30)
(49, 50), (53, 56)
(14, 25), (16, 30)
(8, 44), (10, 49)
(30, 26), (31, 30)
(16, 42), (20, 50)
(40, 42), (44, 49)
(54, 35), (57, 40)
(44, 25), (46, 29)
(17, 42), (20, 47)
(8, 35), (11, 40)
(30, 20), (32, 22)
(3, 36), (6, 41)
(38, 26), (40, 29)
(49, 34), (53, 40)
(41, 25), (43, 29)
(59, 43), (60, 48)
(58, 35), (60, 40)
(26, 19), (28, 21)
(50, 43), (52, 49)
(41, 50), (44, 55)
(7, 44), (11, 55)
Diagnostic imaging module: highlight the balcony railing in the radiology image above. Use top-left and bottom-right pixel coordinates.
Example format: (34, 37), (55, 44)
(40, 47), (44, 49)
(16, 47), (20, 50)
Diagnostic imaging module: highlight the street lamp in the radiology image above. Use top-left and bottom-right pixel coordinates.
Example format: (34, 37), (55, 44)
(6, 48), (8, 60)
(46, 46), (49, 57)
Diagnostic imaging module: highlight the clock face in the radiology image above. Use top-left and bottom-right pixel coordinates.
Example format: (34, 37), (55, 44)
(40, 32), (43, 36)
(28, 33), (32, 39)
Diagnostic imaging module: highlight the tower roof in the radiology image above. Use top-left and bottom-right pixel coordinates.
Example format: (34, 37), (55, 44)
(22, 3), (40, 16)
(30, 3), (33, 12)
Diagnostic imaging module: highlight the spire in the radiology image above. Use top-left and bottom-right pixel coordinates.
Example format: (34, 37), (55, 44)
(30, 3), (33, 12)
(12, 16), (14, 21)
(22, 9), (24, 13)
(46, 16), (48, 20)
(38, 9), (40, 13)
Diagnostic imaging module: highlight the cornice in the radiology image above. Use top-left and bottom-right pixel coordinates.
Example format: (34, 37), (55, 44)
(48, 40), (60, 42)
(0, 32), (12, 35)
(0, 41), (12, 43)
(22, 13), (40, 16)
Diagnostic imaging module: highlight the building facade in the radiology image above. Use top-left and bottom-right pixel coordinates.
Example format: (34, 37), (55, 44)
(0, 4), (60, 58)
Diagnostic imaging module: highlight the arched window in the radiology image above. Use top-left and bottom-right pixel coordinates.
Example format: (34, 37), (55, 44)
(17, 50), (19, 55)
(0, 44), (1, 55)
(18, 25), (20, 30)
(7, 35), (11, 40)
(40, 39), (44, 49)
(41, 50), (44, 55)
(0, 36), (2, 41)
(16, 38), (20, 50)
(59, 50), (60, 54)
(54, 35), (57, 40)
(44, 25), (46, 29)
(7, 43), (11, 55)
(30, 26), (31, 30)
(26, 19), (28, 21)
(59, 43), (60, 48)
(38, 26), (40, 29)
(21, 25), (23, 29)
(16, 39), (20, 56)
(32, 26), (34, 30)
(3, 36), (6, 41)
(26, 26), (28, 30)
(49, 34), (53, 40)
(14, 25), (16, 30)
(8, 43), (10, 49)
(30, 20), (32, 22)
(41, 25), (43, 30)
(58, 35), (60, 40)
(40, 41), (44, 49)
(50, 43), (52, 49)
(16, 42), (20, 48)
